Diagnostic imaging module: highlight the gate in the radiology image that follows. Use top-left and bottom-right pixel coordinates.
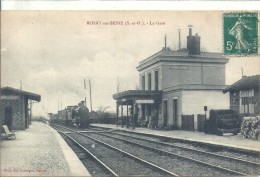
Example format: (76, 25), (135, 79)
(181, 114), (194, 131)
(197, 114), (206, 132)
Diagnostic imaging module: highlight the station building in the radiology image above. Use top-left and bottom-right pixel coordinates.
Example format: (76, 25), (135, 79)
(223, 75), (260, 115)
(0, 87), (41, 130)
(113, 27), (230, 130)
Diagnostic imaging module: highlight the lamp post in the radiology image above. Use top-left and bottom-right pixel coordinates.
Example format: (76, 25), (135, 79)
(204, 106), (207, 133)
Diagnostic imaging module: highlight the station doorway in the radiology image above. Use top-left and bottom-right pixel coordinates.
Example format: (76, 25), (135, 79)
(173, 99), (178, 129)
(163, 100), (168, 127)
(4, 106), (13, 130)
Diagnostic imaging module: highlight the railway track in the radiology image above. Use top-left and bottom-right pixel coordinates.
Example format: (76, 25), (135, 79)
(110, 131), (260, 165)
(60, 133), (117, 177)
(112, 130), (260, 163)
(51, 124), (260, 176)
(93, 131), (260, 176)
(51, 124), (177, 176)
(83, 132), (250, 176)
(51, 124), (106, 133)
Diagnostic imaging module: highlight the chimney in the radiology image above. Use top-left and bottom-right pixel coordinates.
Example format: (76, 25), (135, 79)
(188, 25), (193, 36)
(187, 25), (200, 55)
(80, 101), (85, 107)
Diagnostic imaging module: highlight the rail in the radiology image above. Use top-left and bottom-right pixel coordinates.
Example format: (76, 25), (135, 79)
(62, 132), (119, 177)
(112, 131), (260, 166)
(95, 132), (248, 176)
(51, 123), (178, 176)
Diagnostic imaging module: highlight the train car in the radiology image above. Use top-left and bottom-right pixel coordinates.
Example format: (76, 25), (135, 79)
(61, 109), (67, 123)
(66, 105), (77, 126)
(52, 101), (90, 128)
(49, 113), (58, 123)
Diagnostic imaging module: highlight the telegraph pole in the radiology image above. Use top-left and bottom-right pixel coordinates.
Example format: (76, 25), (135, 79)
(84, 78), (87, 107)
(20, 80), (22, 90)
(178, 29), (181, 50)
(164, 34), (167, 49)
(89, 79), (93, 112)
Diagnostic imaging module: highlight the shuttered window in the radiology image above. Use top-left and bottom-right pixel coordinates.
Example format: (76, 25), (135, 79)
(155, 70), (159, 90)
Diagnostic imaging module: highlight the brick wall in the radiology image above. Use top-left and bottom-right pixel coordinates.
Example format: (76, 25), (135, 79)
(1, 95), (26, 130)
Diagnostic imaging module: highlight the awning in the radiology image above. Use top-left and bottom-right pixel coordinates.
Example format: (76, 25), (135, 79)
(113, 90), (162, 105)
(0, 87), (41, 102)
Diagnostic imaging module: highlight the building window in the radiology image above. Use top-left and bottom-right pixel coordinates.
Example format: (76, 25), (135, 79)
(155, 70), (159, 90)
(148, 73), (151, 91)
(239, 89), (255, 114)
(240, 90), (255, 105)
(142, 75), (145, 90)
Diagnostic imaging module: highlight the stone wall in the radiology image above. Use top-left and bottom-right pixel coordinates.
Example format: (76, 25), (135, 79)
(1, 95), (25, 130)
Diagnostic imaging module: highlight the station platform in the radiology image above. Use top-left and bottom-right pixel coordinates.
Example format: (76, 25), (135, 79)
(0, 122), (90, 177)
(91, 124), (260, 153)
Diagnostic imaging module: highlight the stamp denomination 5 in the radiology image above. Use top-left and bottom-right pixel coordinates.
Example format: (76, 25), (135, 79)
(223, 12), (258, 56)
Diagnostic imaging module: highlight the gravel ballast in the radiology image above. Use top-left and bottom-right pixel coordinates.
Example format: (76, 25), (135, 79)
(114, 130), (260, 163)
(68, 133), (166, 176)
(85, 133), (236, 176)
(102, 132), (260, 176)
(60, 134), (111, 177)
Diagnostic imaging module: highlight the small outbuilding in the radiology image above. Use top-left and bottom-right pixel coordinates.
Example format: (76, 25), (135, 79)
(223, 75), (260, 115)
(0, 87), (41, 130)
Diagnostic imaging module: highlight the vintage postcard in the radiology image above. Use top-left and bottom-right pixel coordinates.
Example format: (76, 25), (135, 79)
(1, 2), (260, 177)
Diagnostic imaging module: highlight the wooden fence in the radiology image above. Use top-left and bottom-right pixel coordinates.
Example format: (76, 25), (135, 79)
(181, 114), (194, 131)
(197, 114), (206, 132)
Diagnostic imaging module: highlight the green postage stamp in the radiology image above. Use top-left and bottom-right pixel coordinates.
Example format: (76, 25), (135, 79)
(223, 12), (258, 56)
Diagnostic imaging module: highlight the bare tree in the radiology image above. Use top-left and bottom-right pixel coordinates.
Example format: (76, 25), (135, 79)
(97, 106), (110, 119)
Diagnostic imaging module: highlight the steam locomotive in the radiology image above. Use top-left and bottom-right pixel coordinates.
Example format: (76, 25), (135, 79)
(51, 101), (90, 128)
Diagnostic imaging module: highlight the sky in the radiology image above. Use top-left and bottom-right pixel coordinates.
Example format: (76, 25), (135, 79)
(1, 11), (260, 116)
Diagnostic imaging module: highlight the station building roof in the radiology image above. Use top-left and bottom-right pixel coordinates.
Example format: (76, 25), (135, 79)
(137, 48), (228, 71)
(0, 86), (41, 102)
(223, 75), (260, 93)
